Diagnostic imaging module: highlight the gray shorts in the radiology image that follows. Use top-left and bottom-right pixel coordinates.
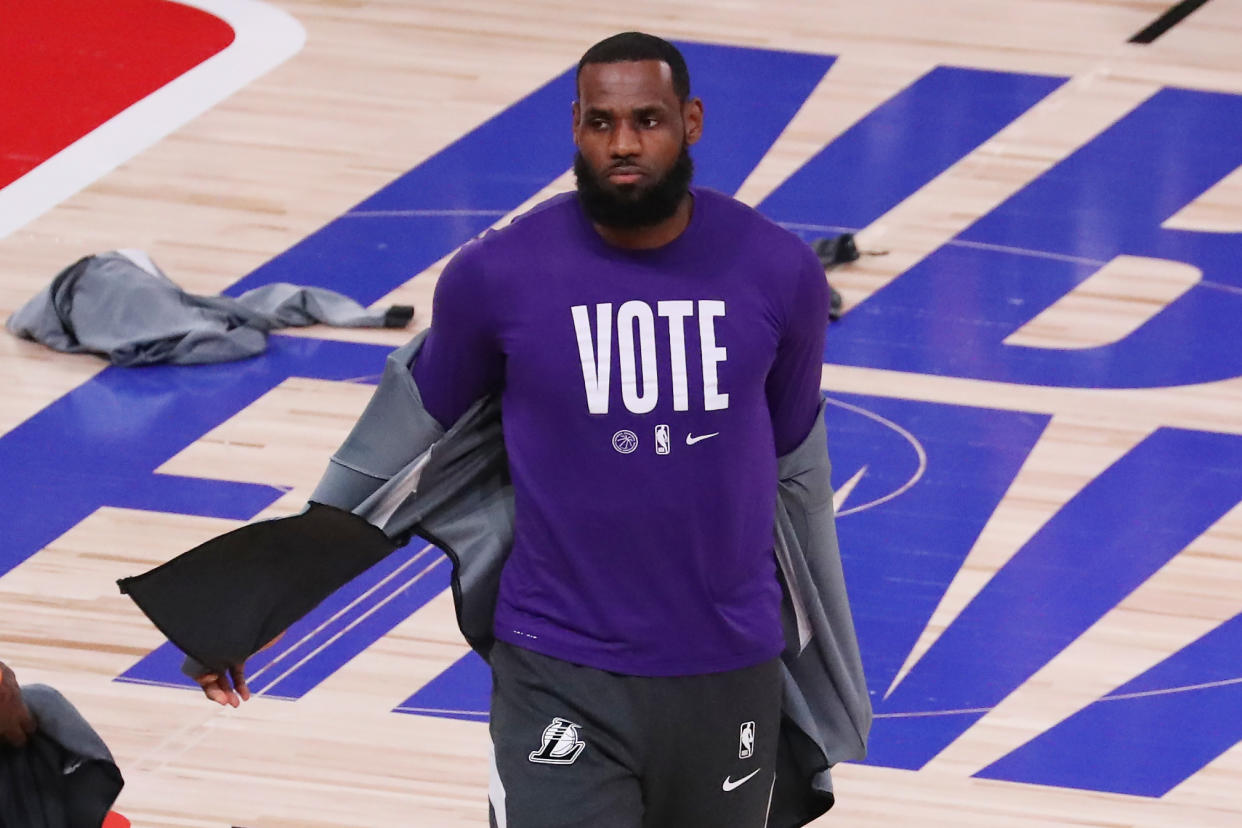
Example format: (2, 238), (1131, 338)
(488, 640), (782, 828)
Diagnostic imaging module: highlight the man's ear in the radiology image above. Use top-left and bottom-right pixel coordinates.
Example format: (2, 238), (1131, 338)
(683, 97), (704, 146)
(571, 100), (581, 146)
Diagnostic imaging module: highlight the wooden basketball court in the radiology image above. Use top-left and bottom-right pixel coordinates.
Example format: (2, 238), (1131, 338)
(2, 1), (1240, 825)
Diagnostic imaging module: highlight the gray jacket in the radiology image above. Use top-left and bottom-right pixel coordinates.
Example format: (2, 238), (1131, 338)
(311, 334), (872, 825)
(0, 684), (124, 827)
(6, 250), (413, 366)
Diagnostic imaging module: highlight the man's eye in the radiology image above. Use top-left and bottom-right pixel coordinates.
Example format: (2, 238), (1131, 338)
(590, 119), (610, 130)
(641, 118), (659, 128)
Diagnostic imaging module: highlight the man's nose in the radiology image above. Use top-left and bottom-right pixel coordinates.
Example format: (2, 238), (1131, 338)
(610, 120), (641, 157)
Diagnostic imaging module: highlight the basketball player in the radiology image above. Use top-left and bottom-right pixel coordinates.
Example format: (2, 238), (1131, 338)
(0, 659), (35, 748)
(408, 32), (831, 827)
(184, 30), (842, 826)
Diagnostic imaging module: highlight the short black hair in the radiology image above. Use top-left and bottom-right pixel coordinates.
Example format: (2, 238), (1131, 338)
(577, 32), (691, 101)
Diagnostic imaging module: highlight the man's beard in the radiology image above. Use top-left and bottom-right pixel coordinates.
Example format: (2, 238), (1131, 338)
(574, 145), (694, 229)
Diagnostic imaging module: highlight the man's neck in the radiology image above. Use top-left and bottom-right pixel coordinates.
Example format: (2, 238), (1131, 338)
(592, 193), (694, 250)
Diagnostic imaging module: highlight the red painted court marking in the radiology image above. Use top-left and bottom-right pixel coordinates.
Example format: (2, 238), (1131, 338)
(103, 812), (131, 828)
(0, 0), (234, 188)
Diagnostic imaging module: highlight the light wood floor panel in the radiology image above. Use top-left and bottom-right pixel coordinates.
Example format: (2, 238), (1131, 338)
(2, 1), (1240, 825)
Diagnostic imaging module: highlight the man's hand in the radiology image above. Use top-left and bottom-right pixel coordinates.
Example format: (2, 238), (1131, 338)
(193, 663), (251, 708)
(0, 660), (37, 747)
(191, 632), (284, 708)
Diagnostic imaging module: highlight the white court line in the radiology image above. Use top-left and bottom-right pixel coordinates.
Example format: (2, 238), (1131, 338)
(1202, 280), (1242, 297)
(394, 705), (489, 717)
(0, 0), (306, 240)
(253, 554), (448, 694)
(783, 222), (1242, 299)
(873, 674), (1242, 718)
(823, 395), (927, 517)
(115, 676), (198, 691)
(874, 706), (992, 719)
(775, 221), (1113, 268)
(344, 209), (510, 218)
(1099, 675), (1242, 702)
(116, 676), (297, 702)
(775, 221), (860, 236)
(247, 541), (435, 685)
(946, 238), (1109, 267)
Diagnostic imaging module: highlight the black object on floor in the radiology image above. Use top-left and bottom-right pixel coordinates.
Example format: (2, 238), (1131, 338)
(1129, 0), (1212, 44)
(810, 234), (857, 321)
(811, 234), (860, 268)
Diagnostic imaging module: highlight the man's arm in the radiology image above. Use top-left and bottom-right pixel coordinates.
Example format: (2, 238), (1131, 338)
(0, 660), (36, 746)
(184, 248), (504, 707)
(767, 248), (831, 456)
(411, 245), (506, 428)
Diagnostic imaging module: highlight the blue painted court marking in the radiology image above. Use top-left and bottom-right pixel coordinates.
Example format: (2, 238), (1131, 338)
(823, 85), (1242, 389)
(673, 42), (833, 196)
(976, 612), (1242, 797)
(822, 396), (927, 517)
(224, 68), (577, 303)
(825, 394), (1049, 703)
(395, 650), (490, 723)
(759, 66), (1066, 230)
(868, 427), (1242, 770)
(0, 336), (391, 583)
(821, 243), (1105, 386)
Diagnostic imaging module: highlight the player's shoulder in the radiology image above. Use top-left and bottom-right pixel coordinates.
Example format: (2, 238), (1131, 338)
(457, 191), (578, 262)
(696, 188), (820, 271)
(440, 192), (577, 301)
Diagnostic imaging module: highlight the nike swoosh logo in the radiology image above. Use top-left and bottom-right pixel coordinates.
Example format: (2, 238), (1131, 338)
(722, 768), (761, 792)
(685, 432), (720, 446)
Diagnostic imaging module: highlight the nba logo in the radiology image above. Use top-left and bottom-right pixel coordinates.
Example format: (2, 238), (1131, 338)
(655, 424), (670, 455)
(739, 721), (755, 759)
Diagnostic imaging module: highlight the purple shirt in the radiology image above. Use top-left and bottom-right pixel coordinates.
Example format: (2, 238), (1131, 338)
(412, 188), (829, 676)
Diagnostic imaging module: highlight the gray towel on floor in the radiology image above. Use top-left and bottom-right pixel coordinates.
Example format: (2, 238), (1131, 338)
(6, 249), (414, 366)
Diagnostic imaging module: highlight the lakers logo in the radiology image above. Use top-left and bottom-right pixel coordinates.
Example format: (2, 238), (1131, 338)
(529, 717), (587, 765)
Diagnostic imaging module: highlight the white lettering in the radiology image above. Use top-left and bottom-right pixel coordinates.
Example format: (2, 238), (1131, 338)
(572, 300), (729, 415)
(699, 300), (729, 411)
(617, 300), (658, 414)
(657, 300), (694, 411)
(572, 303), (611, 414)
